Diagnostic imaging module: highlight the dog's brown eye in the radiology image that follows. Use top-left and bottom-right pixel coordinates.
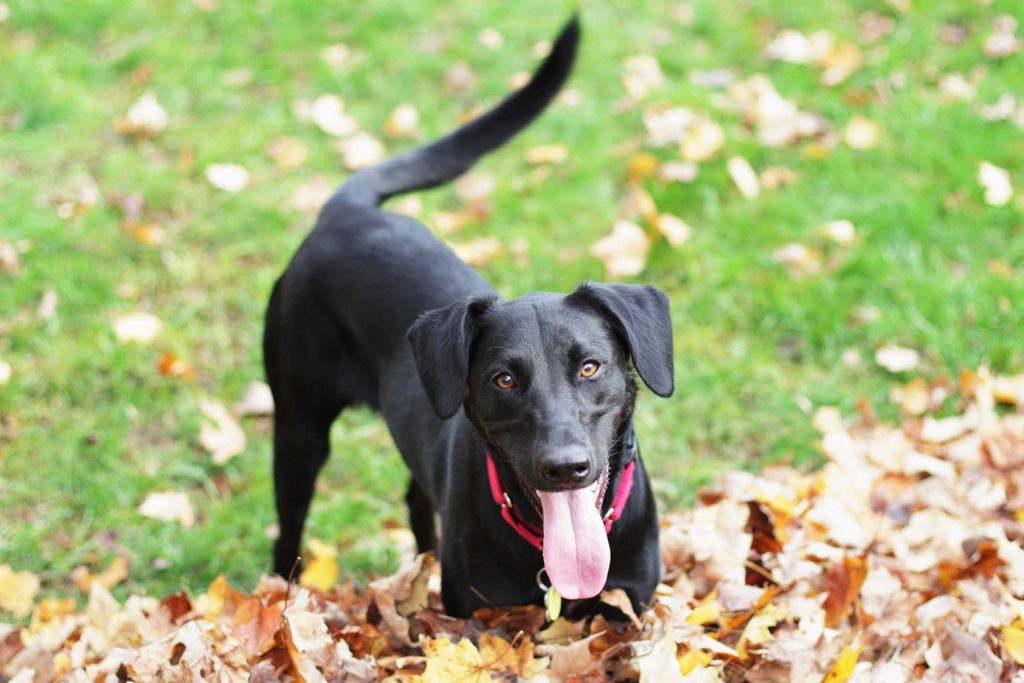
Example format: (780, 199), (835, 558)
(580, 360), (600, 379)
(494, 372), (517, 390)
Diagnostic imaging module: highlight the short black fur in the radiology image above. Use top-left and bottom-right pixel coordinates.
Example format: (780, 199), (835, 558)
(264, 16), (675, 618)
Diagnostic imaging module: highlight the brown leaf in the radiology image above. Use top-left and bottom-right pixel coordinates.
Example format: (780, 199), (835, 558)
(824, 555), (868, 627)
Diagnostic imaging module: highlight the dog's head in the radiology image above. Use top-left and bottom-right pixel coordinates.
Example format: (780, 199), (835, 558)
(407, 282), (672, 487)
(407, 282), (672, 599)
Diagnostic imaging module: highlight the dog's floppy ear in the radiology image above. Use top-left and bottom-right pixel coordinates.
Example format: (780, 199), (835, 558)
(407, 294), (497, 419)
(569, 282), (674, 397)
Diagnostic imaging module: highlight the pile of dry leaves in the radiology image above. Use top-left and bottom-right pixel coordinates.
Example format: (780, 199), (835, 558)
(3, 367), (1024, 681)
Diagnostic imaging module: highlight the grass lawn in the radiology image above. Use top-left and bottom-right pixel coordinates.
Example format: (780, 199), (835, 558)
(1, 0), (1022, 602)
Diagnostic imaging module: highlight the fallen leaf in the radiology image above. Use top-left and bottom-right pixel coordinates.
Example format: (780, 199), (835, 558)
(158, 350), (195, 379)
(320, 42), (352, 69)
(760, 165), (798, 189)
(524, 143), (568, 165)
(0, 565), (40, 618)
(1003, 622), (1024, 664)
(138, 490), (195, 528)
(824, 555), (868, 627)
(727, 156), (760, 199)
(820, 41), (862, 86)
(198, 396), (246, 465)
(477, 27), (503, 50)
(205, 163), (250, 193)
(421, 637), (491, 683)
(622, 55), (664, 100)
(299, 538), (339, 592)
(821, 219), (856, 245)
(384, 103), (420, 139)
(267, 136), (308, 172)
(679, 117), (724, 162)
(115, 92), (168, 138)
(764, 28), (834, 64)
(291, 177), (334, 215)
(0, 359), (10, 386)
(338, 132), (385, 171)
(590, 220), (651, 279)
(772, 243), (821, 276)
(113, 311), (163, 344)
(0, 240), (19, 274)
(308, 93), (358, 137)
(978, 161), (1013, 206)
(445, 61), (476, 92)
(822, 643), (863, 682)
(659, 160), (699, 184)
(843, 116), (879, 150)
(643, 106), (695, 146)
(71, 556), (129, 593)
(235, 381), (274, 416)
(450, 237), (502, 267)
(983, 15), (1020, 59)
(655, 214), (693, 247)
(875, 345), (919, 373)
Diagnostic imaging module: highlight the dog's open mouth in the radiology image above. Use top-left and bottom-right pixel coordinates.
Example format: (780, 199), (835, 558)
(534, 467), (611, 600)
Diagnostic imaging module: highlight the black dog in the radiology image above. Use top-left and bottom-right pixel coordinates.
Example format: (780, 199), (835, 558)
(264, 17), (674, 618)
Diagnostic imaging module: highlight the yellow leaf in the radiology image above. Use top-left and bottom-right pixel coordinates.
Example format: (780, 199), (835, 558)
(479, 633), (542, 678)
(422, 636), (492, 683)
(822, 643), (863, 682)
(524, 143), (568, 165)
(737, 602), (786, 659)
(0, 564), (40, 618)
(677, 648), (712, 675)
(299, 538), (339, 591)
(686, 591), (720, 626)
(1003, 624), (1024, 664)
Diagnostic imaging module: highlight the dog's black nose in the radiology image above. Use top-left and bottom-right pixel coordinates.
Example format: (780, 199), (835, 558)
(539, 451), (591, 488)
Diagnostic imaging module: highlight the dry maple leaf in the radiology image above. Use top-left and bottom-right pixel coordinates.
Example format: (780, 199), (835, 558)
(654, 214), (693, 248)
(0, 565), (40, 618)
(137, 490), (195, 528)
(420, 636), (492, 683)
(622, 55), (664, 101)
(308, 93), (358, 137)
(727, 156), (760, 199)
(235, 380), (274, 417)
(978, 161), (1013, 206)
(843, 116), (880, 150)
(450, 236), (502, 267)
(205, 163), (250, 193)
(824, 555), (868, 628)
(590, 220), (650, 280)
(267, 136), (309, 172)
(291, 177), (334, 215)
(875, 344), (919, 373)
(385, 103), (420, 139)
(113, 311), (163, 344)
(523, 143), (568, 164)
(299, 538), (339, 592)
(115, 92), (168, 138)
(71, 556), (129, 593)
(679, 117), (724, 162)
(198, 396), (246, 465)
(337, 132), (386, 171)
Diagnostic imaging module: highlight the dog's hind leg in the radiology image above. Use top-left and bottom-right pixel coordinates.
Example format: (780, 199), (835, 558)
(265, 282), (378, 578)
(405, 478), (437, 554)
(272, 415), (333, 577)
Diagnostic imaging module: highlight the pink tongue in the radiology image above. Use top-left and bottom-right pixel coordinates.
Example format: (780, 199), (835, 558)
(539, 488), (610, 599)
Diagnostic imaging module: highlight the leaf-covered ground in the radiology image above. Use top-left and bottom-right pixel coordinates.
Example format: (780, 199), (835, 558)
(4, 369), (1024, 681)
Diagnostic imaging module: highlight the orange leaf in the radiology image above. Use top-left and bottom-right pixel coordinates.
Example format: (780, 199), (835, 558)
(824, 555), (868, 628)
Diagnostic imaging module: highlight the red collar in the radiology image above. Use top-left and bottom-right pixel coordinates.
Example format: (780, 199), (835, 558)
(485, 449), (637, 552)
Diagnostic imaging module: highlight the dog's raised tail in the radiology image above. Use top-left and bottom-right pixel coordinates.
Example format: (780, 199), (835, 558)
(335, 16), (580, 208)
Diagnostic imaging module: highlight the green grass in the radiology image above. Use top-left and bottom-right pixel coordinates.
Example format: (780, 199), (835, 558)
(1, 0), (1022, 602)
